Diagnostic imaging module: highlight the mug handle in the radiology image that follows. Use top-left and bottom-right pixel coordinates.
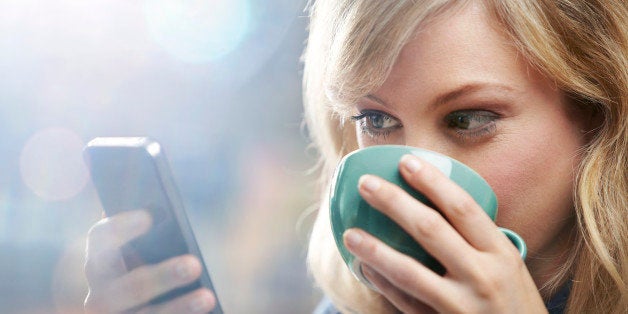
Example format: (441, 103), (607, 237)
(499, 227), (527, 259)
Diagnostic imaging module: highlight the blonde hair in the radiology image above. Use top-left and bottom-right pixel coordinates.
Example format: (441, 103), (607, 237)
(303, 0), (628, 313)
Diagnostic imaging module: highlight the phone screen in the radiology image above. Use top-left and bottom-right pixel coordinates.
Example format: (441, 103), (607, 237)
(84, 137), (223, 313)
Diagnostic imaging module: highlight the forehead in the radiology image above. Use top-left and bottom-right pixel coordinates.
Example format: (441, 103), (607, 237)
(324, 0), (497, 111)
(412, 2), (508, 57)
(383, 2), (517, 93)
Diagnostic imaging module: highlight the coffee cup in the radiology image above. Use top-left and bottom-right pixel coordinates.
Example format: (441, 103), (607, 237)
(329, 145), (527, 289)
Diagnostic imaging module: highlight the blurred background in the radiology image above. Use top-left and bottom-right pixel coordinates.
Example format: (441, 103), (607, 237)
(0, 0), (323, 313)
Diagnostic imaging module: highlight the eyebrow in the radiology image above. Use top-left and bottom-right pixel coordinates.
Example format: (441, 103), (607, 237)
(365, 83), (517, 109)
(433, 83), (516, 107)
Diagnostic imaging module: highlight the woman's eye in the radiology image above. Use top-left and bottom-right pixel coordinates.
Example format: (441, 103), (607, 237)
(444, 110), (498, 137)
(351, 110), (401, 138)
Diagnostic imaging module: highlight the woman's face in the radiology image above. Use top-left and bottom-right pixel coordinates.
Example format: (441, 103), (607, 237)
(351, 3), (587, 283)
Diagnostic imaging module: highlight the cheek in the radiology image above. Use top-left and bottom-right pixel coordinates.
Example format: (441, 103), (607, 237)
(472, 127), (582, 253)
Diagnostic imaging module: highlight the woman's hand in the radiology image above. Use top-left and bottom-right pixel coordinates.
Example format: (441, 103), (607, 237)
(342, 154), (547, 314)
(83, 210), (216, 313)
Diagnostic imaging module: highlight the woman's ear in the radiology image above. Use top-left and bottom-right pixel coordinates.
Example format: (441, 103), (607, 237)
(588, 105), (603, 130)
(568, 93), (604, 143)
(581, 104), (604, 143)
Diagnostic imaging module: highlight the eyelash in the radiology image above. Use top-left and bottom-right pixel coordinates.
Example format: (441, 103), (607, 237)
(351, 109), (500, 141)
(351, 109), (401, 139)
(444, 110), (499, 141)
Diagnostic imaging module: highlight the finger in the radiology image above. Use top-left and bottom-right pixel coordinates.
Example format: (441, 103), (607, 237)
(357, 174), (476, 273)
(343, 228), (453, 310)
(84, 247), (127, 288)
(398, 154), (505, 251)
(99, 254), (203, 312)
(86, 210), (152, 254)
(362, 264), (436, 314)
(137, 288), (216, 314)
(85, 210), (152, 285)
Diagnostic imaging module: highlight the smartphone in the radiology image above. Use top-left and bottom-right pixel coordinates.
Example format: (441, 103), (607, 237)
(84, 137), (223, 313)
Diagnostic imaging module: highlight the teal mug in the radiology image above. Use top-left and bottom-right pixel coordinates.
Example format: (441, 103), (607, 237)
(329, 145), (526, 289)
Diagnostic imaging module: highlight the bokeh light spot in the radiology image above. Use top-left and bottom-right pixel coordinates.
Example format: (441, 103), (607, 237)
(144, 0), (252, 63)
(19, 128), (89, 201)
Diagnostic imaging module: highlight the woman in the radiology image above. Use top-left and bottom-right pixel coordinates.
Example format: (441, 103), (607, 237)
(303, 0), (627, 313)
(82, 0), (627, 313)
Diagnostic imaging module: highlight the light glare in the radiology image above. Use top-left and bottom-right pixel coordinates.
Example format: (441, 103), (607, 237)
(19, 128), (89, 201)
(144, 0), (252, 63)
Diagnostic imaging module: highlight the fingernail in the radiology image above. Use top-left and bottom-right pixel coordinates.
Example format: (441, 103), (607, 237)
(401, 154), (422, 173)
(344, 229), (363, 247)
(175, 260), (193, 280)
(189, 295), (210, 313)
(359, 175), (381, 192)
